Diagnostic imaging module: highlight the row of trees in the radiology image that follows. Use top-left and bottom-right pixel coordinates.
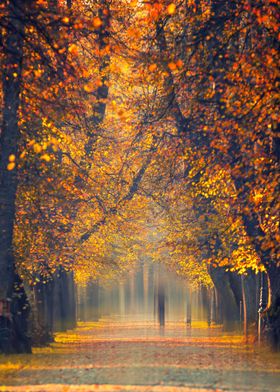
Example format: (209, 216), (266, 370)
(0, 0), (279, 353)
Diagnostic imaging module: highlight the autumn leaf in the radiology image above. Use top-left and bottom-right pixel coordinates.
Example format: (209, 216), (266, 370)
(7, 162), (16, 171)
(167, 3), (176, 15)
(93, 17), (102, 29)
(149, 64), (157, 72)
(168, 62), (177, 71)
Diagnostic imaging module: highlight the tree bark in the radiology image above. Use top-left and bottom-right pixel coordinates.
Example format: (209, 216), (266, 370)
(52, 269), (76, 332)
(186, 288), (192, 326)
(265, 265), (280, 350)
(157, 283), (165, 326)
(0, 0), (32, 354)
(201, 286), (211, 326)
(209, 266), (240, 331)
(32, 281), (54, 345)
(67, 271), (77, 330)
(86, 280), (99, 321)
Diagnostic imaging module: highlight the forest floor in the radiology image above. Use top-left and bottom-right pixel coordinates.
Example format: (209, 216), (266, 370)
(0, 319), (279, 392)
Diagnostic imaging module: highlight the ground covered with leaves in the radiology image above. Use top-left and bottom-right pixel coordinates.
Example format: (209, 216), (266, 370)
(0, 321), (279, 392)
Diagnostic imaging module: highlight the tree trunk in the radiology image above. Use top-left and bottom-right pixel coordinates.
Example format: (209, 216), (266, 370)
(209, 267), (240, 331)
(77, 285), (87, 322)
(186, 288), (192, 326)
(241, 276), (248, 337)
(86, 280), (99, 321)
(265, 265), (280, 350)
(52, 274), (63, 332)
(59, 269), (72, 330)
(0, 0), (32, 354)
(201, 286), (211, 326)
(214, 287), (223, 325)
(52, 269), (76, 332)
(32, 281), (53, 345)
(67, 271), (77, 330)
(244, 272), (258, 326)
(157, 283), (165, 326)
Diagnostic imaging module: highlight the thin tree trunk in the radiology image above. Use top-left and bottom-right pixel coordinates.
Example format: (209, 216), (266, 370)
(186, 288), (192, 326)
(157, 283), (165, 326)
(67, 271), (77, 329)
(86, 280), (99, 321)
(241, 276), (248, 337)
(201, 286), (211, 326)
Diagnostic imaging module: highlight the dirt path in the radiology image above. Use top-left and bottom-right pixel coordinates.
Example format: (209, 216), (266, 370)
(0, 320), (279, 391)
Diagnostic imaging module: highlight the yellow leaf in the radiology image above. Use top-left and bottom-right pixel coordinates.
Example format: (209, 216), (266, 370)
(83, 84), (92, 93)
(68, 44), (78, 55)
(41, 154), (51, 162)
(7, 162), (16, 171)
(33, 143), (42, 153)
(9, 154), (16, 162)
(167, 3), (176, 15)
(34, 70), (41, 78)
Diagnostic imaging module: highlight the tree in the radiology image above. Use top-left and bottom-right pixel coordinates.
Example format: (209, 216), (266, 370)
(0, 0), (33, 353)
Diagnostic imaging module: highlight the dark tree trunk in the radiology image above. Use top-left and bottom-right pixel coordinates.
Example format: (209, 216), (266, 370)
(186, 288), (192, 326)
(244, 272), (258, 326)
(228, 273), (243, 308)
(0, 0), (32, 354)
(52, 269), (76, 332)
(209, 287), (221, 325)
(44, 279), (54, 339)
(157, 284), (165, 326)
(241, 276), (248, 337)
(52, 274), (64, 332)
(265, 265), (280, 350)
(201, 286), (211, 326)
(31, 271), (77, 343)
(209, 267), (240, 331)
(67, 271), (77, 330)
(59, 270), (71, 330)
(240, 274), (258, 337)
(32, 281), (54, 346)
(77, 286), (87, 322)
(234, 193), (280, 348)
(86, 280), (99, 321)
